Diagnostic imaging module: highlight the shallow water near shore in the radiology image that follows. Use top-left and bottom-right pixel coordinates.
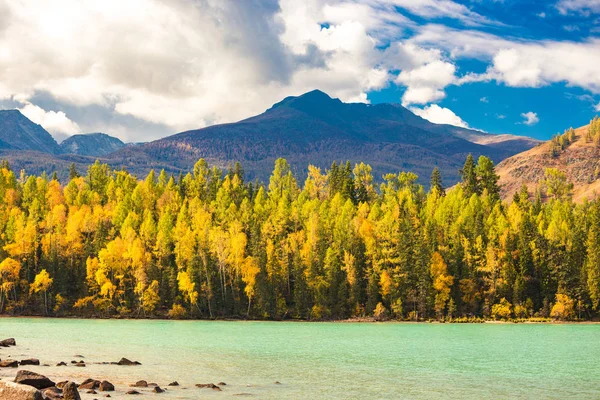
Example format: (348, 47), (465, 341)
(1, 319), (599, 399)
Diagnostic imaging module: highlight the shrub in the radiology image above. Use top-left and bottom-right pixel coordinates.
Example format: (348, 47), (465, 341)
(168, 304), (187, 319)
(373, 302), (389, 321)
(550, 293), (575, 320)
(491, 298), (512, 320)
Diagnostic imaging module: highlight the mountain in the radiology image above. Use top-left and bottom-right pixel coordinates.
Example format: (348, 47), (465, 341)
(0, 110), (61, 153)
(107, 90), (539, 184)
(496, 123), (599, 202)
(60, 133), (126, 157)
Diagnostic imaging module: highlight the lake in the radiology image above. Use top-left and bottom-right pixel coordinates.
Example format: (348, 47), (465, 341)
(0, 319), (599, 399)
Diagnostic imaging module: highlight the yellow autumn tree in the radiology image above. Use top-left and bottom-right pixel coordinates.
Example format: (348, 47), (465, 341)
(430, 252), (453, 319)
(177, 271), (198, 313)
(30, 269), (53, 315)
(0, 258), (21, 312)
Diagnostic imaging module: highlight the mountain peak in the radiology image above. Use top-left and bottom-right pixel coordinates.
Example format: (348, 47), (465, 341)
(269, 89), (341, 112)
(0, 109), (61, 153)
(60, 132), (126, 157)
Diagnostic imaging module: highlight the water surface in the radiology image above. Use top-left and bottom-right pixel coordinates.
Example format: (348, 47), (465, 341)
(0, 319), (598, 399)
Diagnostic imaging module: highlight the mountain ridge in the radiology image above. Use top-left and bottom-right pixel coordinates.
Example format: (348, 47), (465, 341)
(60, 132), (126, 157)
(106, 90), (539, 184)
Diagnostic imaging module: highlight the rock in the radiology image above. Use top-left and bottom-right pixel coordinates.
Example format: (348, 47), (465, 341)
(167, 381), (179, 386)
(75, 361), (86, 367)
(42, 387), (62, 400)
(99, 381), (114, 392)
(0, 380), (43, 400)
(218, 382), (227, 386)
(56, 362), (67, 366)
(0, 338), (16, 347)
(78, 380), (100, 390)
(131, 380), (148, 387)
(63, 381), (81, 400)
(105, 395), (111, 398)
(56, 381), (68, 389)
(0, 360), (19, 368)
(70, 361), (77, 364)
(73, 355), (84, 358)
(196, 383), (222, 391)
(274, 381), (281, 385)
(86, 389), (97, 394)
(14, 370), (55, 389)
(126, 390), (141, 395)
(117, 358), (141, 366)
(20, 359), (40, 366)
(153, 386), (164, 393)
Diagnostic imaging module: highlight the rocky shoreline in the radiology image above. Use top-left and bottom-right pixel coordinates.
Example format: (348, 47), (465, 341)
(0, 337), (257, 399)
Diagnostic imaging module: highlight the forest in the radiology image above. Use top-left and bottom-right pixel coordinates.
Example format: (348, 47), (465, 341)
(0, 154), (596, 322)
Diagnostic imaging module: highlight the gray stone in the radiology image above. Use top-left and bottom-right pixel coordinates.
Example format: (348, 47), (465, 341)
(0, 380), (43, 400)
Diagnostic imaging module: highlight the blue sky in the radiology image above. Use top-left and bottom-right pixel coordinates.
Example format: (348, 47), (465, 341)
(0, 0), (599, 142)
(367, 0), (600, 138)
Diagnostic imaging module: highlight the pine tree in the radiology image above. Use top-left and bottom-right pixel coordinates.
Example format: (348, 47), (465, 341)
(68, 163), (79, 180)
(429, 167), (445, 196)
(460, 154), (479, 197)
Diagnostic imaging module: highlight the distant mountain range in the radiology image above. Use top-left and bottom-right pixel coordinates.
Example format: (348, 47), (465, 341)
(106, 90), (539, 184)
(60, 133), (126, 156)
(0, 90), (540, 184)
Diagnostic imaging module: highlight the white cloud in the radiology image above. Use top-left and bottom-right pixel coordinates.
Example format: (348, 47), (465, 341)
(411, 104), (470, 128)
(413, 25), (600, 94)
(396, 60), (457, 105)
(520, 111), (539, 126)
(595, 102), (600, 111)
(17, 102), (80, 136)
(556, 0), (600, 14)
(480, 96), (488, 103)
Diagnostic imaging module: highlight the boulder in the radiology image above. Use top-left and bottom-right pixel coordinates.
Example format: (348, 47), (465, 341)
(0, 380), (43, 400)
(126, 390), (141, 395)
(20, 359), (40, 366)
(0, 338), (16, 347)
(196, 383), (222, 391)
(218, 382), (227, 386)
(117, 358), (141, 366)
(99, 381), (114, 392)
(74, 361), (86, 367)
(62, 381), (81, 400)
(86, 389), (97, 394)
(15, 370), (56, 389)
(167, 381), (179, 386)
(78, 379), (99, 390)
(131, 380), (148, 387)
(153, 386), (164, 393)
(42, 386), (62, 400)
(56, 362), (67, 366)
(0, 360), (19, 368)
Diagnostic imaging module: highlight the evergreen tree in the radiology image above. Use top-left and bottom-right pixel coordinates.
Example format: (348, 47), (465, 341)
(460, 154), (479, 197)
(429, 167), (445, 196)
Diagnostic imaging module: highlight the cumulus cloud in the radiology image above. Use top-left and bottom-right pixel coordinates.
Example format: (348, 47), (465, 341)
(396, 60), (457, 105)
(595, 102), (600, 111)
(410, 104), (470, 128)
(17, 102), (80, 136)
(520, 111), (539, 126)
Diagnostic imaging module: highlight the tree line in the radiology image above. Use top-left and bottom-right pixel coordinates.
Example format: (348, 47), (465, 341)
(0, 155), (596, 321)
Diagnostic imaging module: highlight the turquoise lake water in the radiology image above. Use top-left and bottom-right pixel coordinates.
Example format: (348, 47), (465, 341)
(0, 319), (599, 399)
